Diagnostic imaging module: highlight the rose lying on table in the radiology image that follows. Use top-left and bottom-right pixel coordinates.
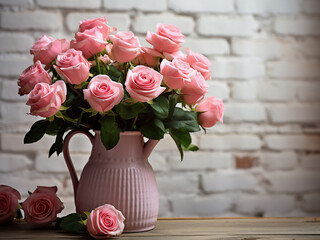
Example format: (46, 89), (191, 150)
(0, 185), (125, 239)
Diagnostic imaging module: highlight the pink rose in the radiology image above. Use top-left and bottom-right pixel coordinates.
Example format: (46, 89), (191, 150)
(26, 80), (67, 118)
(146, 23), (184, 59)
(79, 17), (116, 38)
(30, 35), (69, 67)
(108, 31), (141, 63)
(132, 47), (162, 68)
(196, 97), (224, 128)
(87, 204), (125, 239)
(83, 75), (124, 112)
(18, 60), (52, 96)
(160, 58), (195, 89)
(181, 71), (208, 105)
(54, 48), (90, 85)
(0, 185), (21, 224)
(71, 27), (108, 59)
(183, 49), (211, 80)
(125, 65), (165, 102)
(22, 186), (64, 226)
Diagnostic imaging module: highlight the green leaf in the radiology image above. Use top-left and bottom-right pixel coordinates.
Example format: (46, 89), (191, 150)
(165, 108), (200, 132)
(183, 144), (199, 151)
(24, 120), (50, 144)
(46, 117), (64, 136)
(169, 130), (183, 161)
(99, 116), (120, 149)
(55, 125), (67, 156)
(140, 119), (165, 140)
(170, 129), (191, 148)
(107, 65), (122, 82)
(60, 213), (86, 233)
(115, 102), (146, 120)
(48, 143), (56, 158)
(150, 95), (169, 118)
(169, 94), (178, 119)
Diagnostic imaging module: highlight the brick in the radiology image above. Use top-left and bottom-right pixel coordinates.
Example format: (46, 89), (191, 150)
(66, 13), (130, 32)
(265, 135), (320, 150)
(295, 38), (320, 57)
(169, 0), (233, 13)
(197, 16), (259, 37)
(67, 133), (94, 153)
(0, 54), (32, 77)
(1, 102), (36, 124)
(206, 81), (230, 100)
(148, 152), (168, 172)
(257, 82), (296, 102)
(183, 38), (230, 56)
(58, 197), (75, 216)
(210, 57), (265, 79)
(303, 0), (320, 14)
(236, 0), (300, 14)
(302, 193), (320, 212)
(265, 171), (320, 193)
(0, 33), (34, 53)
(1, 80), (28, 101)
(232, 81), (257, 101)
(170, 151), (232, 170)
(267, 60), (320, 79)
(269, 104), (320, 123)
(202, 171), (257, 192)
(296, 82), (320, 101)
(235, 155), (259, 169)
(158, 196), (170, 217)
(224, 103), (267, 123)
(133, 14), (194, 35)
(274, 17), (320, 36)
(103, 0), (166, 12)
(37, 0), (101, 8)
(0, 0), (33, 7)
(301, 154), (320, 170)
(171, 195), (232, 216)
(157, 174), (198, 194)
(0, 153), (32, 172)
(260, 151), (298, 171)
(236, 194), (295, 215)
(1, 11), (62, 30)
(199, 134), (261, 150)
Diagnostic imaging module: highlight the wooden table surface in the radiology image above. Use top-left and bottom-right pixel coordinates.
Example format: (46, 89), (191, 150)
(1, 217), (320, 239)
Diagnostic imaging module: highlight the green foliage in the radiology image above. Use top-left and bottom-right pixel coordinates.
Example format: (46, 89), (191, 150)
(115, 101), (146, 120)
(140, 119), (165, 140)
(24, 120), (50, 144)
(60, 213), (87, 233)
(99, 116), (120, 149)
(165, 107), (200, 132)
(150, 95), (169, 118)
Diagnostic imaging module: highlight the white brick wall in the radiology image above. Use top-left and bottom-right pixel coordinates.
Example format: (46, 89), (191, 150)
(1, 0), (320, 218)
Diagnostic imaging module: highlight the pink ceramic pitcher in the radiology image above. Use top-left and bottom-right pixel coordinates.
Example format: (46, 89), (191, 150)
(63, 130), (159, 232)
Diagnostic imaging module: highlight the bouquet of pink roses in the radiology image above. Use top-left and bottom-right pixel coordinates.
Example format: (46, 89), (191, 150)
(18, 17), (224, 160)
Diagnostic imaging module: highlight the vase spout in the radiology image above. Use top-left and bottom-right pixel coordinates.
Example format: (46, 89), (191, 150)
(143, 139), (159, 159)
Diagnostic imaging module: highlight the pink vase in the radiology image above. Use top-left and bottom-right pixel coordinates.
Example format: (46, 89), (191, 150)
(63, 131), (159, 232)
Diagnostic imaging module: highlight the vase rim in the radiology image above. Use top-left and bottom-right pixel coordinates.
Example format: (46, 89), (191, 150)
(94, 130), (142, 136)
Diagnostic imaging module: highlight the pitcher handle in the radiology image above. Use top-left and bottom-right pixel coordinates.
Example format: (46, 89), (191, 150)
(63, 130), (94, 203)
(143, 139), (159, 159)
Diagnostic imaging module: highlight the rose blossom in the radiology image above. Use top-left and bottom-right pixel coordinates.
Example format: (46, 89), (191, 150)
(196, 97), (224, 128)
(22, 186), (64, 226)
(86, 204), (125, 239)
(79, 17), (116, 39)
(83, 75), (124, 113)
(30, 35), (69, 67)
(125, 65), (165, 102)
(160, 58), (195, 89)
(54, 48), (90, 85)
(108, 31), (141, 63)
(183, 49), (211, 80)
(146, 23), (184, 59)
(71, 27), (108, 59)
(18, 60), (52, 95)
(0, 185), (21, 224)
(132, 47), (162, 68)
(26, 80), (67, 118)
(181, 71), (208, 105)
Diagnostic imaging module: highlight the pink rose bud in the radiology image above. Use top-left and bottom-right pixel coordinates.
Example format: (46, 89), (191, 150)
(30, 35), (69, 67)
(183, 49), (211, 80)
(71, 27), (108, 59)
(196, 97), (224, 128)
(86, 204), (125, 239)
(83, 75), (124, 113)
(18, 60), (52, 96)
(27, 80), (67, 118)
(0, 185), (21, 224)
(79, 17), (116, 39)
(22, 186), (64, 226)
(125, 65), (165, 102)
(160, 58), (195, 89)
(146, 23), (184, 58)
(108, 31), (141, 63)
(181, 71), (208, 105)
(132, 47), (162, 68)
(54, 48), (90, 85)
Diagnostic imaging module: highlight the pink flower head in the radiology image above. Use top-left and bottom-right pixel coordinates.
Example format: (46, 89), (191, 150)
(183, 49), (211, 80)
(22, 186), (64, 226)
(0, 185), (21, 224)
(196, 97), (224, 128)
(79, 17), (116, 39)
(18, 60), (52, 95)
(87, 204), (125, 239)
(108, 31), (141, 63)
(30, 35), (69, 67)
(132, 47), (162, 68)
(26, 80), (67, 118)
(54, 48), (90, 85)
(181, 71), (208, 105)
(125, 65), (165, 102)
(83, 75), (124, 113)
